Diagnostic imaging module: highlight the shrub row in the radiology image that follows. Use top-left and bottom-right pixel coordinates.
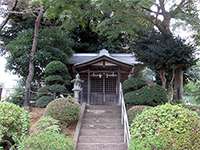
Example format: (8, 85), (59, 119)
(123, 77), (147, 94)
(125, 85), (168, 106)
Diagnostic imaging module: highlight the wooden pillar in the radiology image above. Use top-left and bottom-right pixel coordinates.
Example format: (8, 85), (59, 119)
(117, 68), (121, 105)
(103, 74), (106, 104)
(87, 69), (90, 104)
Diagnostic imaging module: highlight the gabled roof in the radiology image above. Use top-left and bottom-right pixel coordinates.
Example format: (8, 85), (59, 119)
(69, 49), (141, 67)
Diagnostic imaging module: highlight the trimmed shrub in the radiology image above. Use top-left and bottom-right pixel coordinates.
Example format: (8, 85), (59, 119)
(45, 96), (80, 127)
(44, 61), (70, 79)
(0, 102), (29, 148)
(33, 116), (60, 134)
(19, 131), (74, 150)
(125, 85), (168, 106)
(44, 75), (64, 85)
(48, 84), (67, 94)
(37, 86), (49, 97)
(35, 96), (53, 108)
(43, 61), (70, 98)
(123, 77), (147, 94)
(128, 105), (151, 125)
(130, 104), (200, 150)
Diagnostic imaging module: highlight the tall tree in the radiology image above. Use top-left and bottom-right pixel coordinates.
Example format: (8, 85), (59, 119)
(24, 7), (43, 108)
(134, 31), (196, 101)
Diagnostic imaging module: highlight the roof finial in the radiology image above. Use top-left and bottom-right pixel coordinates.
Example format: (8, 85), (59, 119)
(99, 49), (109, 56)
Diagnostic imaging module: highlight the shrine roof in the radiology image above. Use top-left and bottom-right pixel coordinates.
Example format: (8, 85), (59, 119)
(69, 49), (141, 67)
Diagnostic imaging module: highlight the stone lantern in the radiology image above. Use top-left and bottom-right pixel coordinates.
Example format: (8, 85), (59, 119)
(71, 74), (83, 102)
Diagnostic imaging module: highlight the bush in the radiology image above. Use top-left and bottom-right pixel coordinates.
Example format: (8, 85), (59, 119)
(45, 96), (80, 127)
(128, 105), (151, 125)
(123, 77), (147, 94)
(33, 116), (60, 134)
(44, 75), (64, 85)
(44, 61), (69, 79)
(0, 102), (29, 148)
(130, 104), (200, 150)
(125, 85), (168, 106)
(5, 86), (24, 106)
(19, 131), (74, 150)
(37, 86), (49, 97)
(48, 84), (67, 94)
(183, 105), (200, 116)
(35, 96), (53, 108)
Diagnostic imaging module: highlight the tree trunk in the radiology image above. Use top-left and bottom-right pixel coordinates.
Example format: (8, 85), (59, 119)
(0, 87), (2, 101)
(159, 69), (167, 89)
(23, 7), (43, 109)
(173, 68), (183, 102)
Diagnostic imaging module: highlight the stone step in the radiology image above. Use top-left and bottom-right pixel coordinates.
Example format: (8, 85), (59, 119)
(87, 105), (120, 110)
(79, 136), (124, 143)
(82, 118), (121, 124)
(82, 123), (123, 129)
(77, 143), (127, 150)
(84, 113), (121, 118)
(80, 129), (124, 136)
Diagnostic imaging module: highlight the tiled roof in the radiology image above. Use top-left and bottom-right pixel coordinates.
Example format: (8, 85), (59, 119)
(69, 49), (141, 65)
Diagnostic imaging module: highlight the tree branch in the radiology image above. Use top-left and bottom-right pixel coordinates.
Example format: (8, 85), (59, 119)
(0, 0), (18, 31)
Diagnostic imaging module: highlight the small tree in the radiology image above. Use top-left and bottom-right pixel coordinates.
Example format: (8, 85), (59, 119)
(134, 31), (196, 102)
(44, 61), (71, 98)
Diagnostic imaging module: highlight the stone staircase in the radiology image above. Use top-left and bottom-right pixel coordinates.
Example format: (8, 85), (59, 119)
(77, 105), (127, 150)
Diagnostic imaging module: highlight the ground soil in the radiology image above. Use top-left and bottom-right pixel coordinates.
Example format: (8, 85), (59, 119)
(29, 107), (76, 137)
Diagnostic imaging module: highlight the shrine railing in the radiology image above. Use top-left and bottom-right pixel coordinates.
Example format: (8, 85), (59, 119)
(119, 83), (131, 147)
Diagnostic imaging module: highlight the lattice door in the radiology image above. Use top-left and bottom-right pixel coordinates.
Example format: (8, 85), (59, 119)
(105, 76), (117, 105)
(90, 76), (104, 105)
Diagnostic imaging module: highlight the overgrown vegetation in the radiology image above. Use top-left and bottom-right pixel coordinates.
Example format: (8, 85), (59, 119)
(130, 104), (200, 150)
(0, 102), (29, 149)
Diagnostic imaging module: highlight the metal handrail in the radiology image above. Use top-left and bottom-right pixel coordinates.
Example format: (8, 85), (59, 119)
(119, 83), (131, 147)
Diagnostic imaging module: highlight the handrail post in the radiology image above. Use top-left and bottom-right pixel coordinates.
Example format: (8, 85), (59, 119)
(119, 82), (131, 148)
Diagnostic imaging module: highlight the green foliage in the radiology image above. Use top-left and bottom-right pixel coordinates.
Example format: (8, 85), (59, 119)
(44, 61), (70, 84)
(5, 84), (24, 106)
(35, 96), (53, 108)
(129, 135), (167, 150)
(184, 80), (200, 104)
(130, 104), (200, 150)
(37, 86), (49, 97)
(184, 105), (200, 116)
(6, 28), (73, 82)
(45, 97), (80, 127)
(33, 116), (61, 134)
(44, 75), (64, 85)
(128, 105), (151, 125)
(48, 84), (67, 95)
(124, 85), (168, 106)
(42, 61), (70, 99)
(123, 77), (147, 94)
(19, 131), (74, 150)
(44, 61), (69, 78)
(134, 31), (196, 71)
(0, 102), (29, 147)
